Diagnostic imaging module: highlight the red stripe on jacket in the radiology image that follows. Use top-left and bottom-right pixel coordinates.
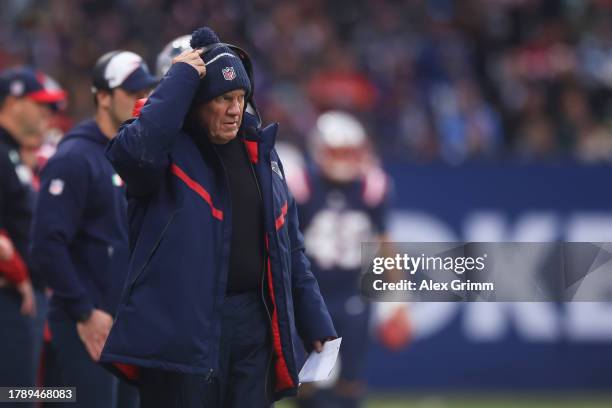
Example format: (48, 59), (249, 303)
(0, 230), (29, 284)
(114, 363), (139, 380)
(170, 164), (224, 220)
(275, 202), (288, 231)
(265, 234), (296, 392)
(243, 140), (258, 164)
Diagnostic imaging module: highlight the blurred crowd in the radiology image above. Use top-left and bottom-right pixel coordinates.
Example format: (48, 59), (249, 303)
(3, 0), (612, 164)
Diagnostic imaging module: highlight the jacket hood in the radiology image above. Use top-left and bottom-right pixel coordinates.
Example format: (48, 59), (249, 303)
(60, 119), (108, 146)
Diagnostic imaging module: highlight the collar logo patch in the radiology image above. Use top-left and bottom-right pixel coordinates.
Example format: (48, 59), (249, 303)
(8, 150), (20, 165)
(49, 178), (65, 196)
(271, 161), (283, 179)
(112, 173), (124, 187)
(15, 165), (32, 186)
(222, 66), (236, 81)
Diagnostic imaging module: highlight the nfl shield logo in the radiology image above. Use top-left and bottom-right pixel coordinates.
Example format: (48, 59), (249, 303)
(49, 178), (65, 196)
(222, 67), (236, 81)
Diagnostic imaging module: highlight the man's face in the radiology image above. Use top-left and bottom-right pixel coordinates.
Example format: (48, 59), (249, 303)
(108, 88), (150, 128)
(198, 89), (246, 144)
(14, 97), (52, 148)
(317, 146), (369, 183)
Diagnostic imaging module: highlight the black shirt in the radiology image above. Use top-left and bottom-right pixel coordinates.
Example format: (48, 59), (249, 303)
(215, 136), (264, 294)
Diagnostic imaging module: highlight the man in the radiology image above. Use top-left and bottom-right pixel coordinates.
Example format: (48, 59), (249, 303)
(100, 26), (336, 407)
(0, 67), (65, 403)
(30, 50), (156, 408)
(289, 111), (398, 408)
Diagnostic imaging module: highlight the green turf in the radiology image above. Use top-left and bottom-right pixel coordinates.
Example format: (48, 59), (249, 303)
(277, 394), (612, 408)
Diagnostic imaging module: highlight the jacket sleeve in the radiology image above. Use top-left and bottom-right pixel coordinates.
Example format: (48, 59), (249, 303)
(287, 191), (337, 347)
(105, 62), (201, 197)
(30, 154), (92, 320)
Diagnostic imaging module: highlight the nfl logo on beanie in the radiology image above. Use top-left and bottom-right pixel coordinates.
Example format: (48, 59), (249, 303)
(222, 67), (236, 81)
(190, 26), (251, 103)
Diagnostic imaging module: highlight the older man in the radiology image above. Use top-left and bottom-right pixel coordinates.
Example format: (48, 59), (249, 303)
(100, 26), (336, 407)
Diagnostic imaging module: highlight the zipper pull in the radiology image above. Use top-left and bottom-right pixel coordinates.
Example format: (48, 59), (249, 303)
(204, 368), (214, 383)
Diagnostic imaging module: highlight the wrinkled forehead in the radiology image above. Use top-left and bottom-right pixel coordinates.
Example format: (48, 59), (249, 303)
(219, 89), (247, 98)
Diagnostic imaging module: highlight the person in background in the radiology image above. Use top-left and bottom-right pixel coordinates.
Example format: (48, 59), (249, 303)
(156, 34), (192, 78)
(291, 111), (407, 408)
(30, 50), (156, 408)
(0, 67), (66, 406)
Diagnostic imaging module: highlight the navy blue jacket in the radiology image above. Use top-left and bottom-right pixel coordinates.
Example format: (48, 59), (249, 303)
(30, 119), (129, 321)
(99, 62), (336, 400)
(0, 128), (38, 285)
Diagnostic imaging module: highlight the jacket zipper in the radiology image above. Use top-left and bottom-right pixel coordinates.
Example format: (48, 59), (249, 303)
(210, 143), (233, 383)
(204, 368), (214, 383)
(127, 210), (177, 297)
(268, 153), (299, 389)
(243, 140), (274, 401)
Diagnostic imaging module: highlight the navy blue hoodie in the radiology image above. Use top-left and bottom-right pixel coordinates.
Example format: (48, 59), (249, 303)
(30, 119), (129, 321)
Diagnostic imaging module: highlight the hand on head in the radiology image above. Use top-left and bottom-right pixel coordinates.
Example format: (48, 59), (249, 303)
(173, 49), (206, 79)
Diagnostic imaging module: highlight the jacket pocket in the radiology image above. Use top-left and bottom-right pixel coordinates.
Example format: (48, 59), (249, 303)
(126, 210), (179, 298)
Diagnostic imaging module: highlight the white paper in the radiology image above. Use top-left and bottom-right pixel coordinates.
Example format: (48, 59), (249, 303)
(298, 338), (342, 383)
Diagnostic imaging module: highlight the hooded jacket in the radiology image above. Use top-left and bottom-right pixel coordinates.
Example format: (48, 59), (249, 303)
(30, 119), (129, 321)
(100, 62), (336, 400)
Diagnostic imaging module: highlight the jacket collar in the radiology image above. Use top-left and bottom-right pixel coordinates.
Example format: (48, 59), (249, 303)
(58, 119), (108, 147)
(242, 111), (262, 143)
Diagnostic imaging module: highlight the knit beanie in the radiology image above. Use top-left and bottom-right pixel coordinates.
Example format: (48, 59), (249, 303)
(190, 26), (251, 104)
